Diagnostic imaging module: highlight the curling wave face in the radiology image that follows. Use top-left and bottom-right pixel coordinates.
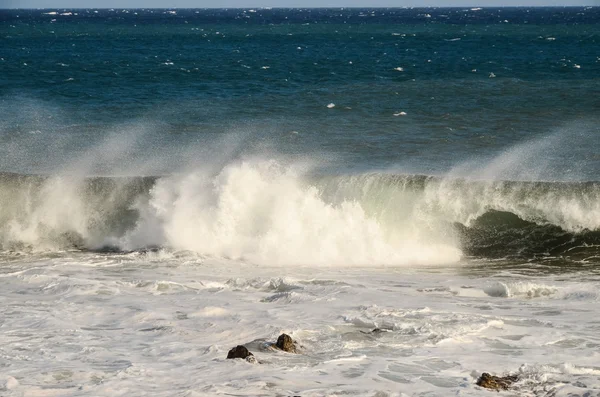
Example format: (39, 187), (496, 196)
(1, 159), (599, 266)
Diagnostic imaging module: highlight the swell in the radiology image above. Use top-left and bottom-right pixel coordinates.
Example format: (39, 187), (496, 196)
(315, 173), (600, 232)
(0, 168), (599, 264)
(0, 172), (156, 251)
(315, 173), (600, 262)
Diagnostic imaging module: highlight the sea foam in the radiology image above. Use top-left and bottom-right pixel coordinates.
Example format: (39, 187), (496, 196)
(122, 159), (461, 266)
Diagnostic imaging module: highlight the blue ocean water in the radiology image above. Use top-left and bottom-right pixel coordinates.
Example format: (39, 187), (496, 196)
(0, 8), (599, 264)
(1, 8), (599, 174)
(4, 11), (600, 397)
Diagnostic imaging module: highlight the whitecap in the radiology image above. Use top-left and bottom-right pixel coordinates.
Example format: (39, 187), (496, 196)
(324, 354), (367, 363)
(191, 307), (229, 317)
(484, 281), (558, 298)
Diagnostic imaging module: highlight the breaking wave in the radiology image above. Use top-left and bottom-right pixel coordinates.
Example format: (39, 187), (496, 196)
(1, 160), (599, 266)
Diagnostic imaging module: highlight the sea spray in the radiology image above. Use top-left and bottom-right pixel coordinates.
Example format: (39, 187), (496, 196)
(122, 159), (462, 266)
(1, 162), (600, 263)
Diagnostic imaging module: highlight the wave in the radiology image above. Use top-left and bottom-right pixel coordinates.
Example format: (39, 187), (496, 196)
(0, 160), (599, 265)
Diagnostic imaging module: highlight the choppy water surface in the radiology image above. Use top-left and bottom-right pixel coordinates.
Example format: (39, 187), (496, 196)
(2, 254), (600, 396)
(1, 7), (599, 397)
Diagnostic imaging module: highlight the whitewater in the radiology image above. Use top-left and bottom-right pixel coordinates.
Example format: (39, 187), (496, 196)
(2, 6), (600, 397)
(3, 248), (600, 396)
(2, 133), (600, 396)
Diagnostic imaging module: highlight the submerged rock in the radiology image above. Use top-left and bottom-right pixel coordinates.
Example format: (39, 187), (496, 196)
(227, 345), (254, 361)
(359, 328), (388, 335)
(275, 333), (298, 353)
(476, 372), (519, 391)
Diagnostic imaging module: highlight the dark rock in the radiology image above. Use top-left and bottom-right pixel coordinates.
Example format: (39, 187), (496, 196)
(476, 372), (519, 391)
(275, 333), (298, 353)
(360, 328), (387, 335)
(227, 345), (253, 360)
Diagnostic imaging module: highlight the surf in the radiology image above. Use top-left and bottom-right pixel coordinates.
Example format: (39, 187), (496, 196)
(0, 161), (599, 266)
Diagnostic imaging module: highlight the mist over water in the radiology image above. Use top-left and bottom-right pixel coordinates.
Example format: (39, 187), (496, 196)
(449, 120), (600, 182)
(0, 114), (599, 266)
(1, 8), (600, 397)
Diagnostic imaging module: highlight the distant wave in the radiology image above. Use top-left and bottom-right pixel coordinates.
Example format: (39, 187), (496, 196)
(0, 162), (599, 265)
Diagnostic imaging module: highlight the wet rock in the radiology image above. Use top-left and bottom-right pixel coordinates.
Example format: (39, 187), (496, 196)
(227, 345), (254, 360)
(476, 372), (519, 391)
(275, 333), (298, 353)
(360, 328), (387, 335)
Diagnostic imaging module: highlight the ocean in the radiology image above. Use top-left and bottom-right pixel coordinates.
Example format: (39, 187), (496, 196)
(0, 7), (599, 396)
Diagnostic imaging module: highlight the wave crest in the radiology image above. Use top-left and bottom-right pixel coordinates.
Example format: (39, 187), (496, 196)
(0, 160), (599, 265)
(121, 160), (460, 266)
